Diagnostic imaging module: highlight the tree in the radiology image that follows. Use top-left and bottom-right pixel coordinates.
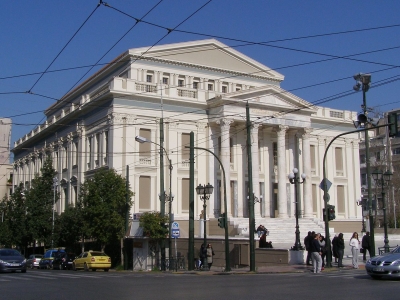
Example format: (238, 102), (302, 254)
(54, 203), (85, 250)
(5, 184), (29, 252)
(79, 168), (133, 252)
(25, 157), (58, 247)
(139, 211), (169, 254)
(0, 195), (12, 247)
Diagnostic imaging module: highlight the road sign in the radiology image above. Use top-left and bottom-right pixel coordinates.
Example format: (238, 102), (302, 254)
(171, 228), (180, 238)
(172, 222), (179, 229)
(319, 178), (332, 191)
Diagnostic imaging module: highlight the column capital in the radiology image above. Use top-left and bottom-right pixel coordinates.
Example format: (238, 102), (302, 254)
(275, 125), (288, 136)
(302, 128), (313, 139)
(217, 118), (233, 131)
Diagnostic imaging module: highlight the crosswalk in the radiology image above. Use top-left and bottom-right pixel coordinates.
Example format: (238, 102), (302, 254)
(0, 271), (132, 282)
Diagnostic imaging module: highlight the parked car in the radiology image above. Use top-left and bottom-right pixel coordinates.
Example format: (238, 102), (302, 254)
(26, 254), (43, 269)
(0, 248), (27, 273)
(365, 245), (400, 279)
(39, 249), (65, 269)
(72, 251), (111, 272)
(52, 252), (76, 270)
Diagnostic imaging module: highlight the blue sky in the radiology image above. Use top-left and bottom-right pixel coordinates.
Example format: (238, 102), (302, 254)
(1, 0), (400, 157)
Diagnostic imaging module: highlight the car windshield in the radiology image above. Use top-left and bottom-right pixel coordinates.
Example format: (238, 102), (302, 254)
(0, 249), (21, 256)
(90, 252), (107, 256)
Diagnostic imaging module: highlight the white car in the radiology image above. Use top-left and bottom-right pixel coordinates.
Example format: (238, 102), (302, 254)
(26, 254), (43, 269)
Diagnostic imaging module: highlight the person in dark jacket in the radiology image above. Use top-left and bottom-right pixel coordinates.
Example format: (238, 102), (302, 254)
(331, 234), (339, 263)
(310, 233), (322, 273)
(337, 233), (345, 267)
(199, 244), (206, 269)
(304, 231), (314, 265)
(361, 231), (371, 262)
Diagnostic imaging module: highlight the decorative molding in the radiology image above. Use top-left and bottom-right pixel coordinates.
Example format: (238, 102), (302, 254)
(216, 118), (233, 132)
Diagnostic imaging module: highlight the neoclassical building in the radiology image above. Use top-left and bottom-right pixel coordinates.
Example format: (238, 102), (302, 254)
(12, 39), (361, 234)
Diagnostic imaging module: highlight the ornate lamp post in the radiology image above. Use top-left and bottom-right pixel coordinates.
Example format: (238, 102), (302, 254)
(288, 168), (306, 251)
(356, 197), (367, 233)
(196, 183), (213, 271)
(372, 169), (393, 253)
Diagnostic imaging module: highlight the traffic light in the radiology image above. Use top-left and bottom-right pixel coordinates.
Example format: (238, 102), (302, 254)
(218, 213), (226, 228)
(388, 113), (398, 137)
(322, 208), (327, 222)
(327, 205), (336, 221)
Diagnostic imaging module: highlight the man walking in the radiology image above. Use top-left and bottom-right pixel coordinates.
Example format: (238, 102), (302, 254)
(361, 232), (371, 262)
(304, 231), (313, 265)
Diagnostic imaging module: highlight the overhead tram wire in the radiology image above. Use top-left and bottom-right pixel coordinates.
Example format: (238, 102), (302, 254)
(28, 2), (102, 92)
(64, 0), (165, 96)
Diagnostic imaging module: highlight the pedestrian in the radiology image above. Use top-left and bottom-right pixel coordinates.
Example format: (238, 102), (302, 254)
(206, 243), (215, 270)
(337, 233), (345, 267)
(199, 244), (206, 270)
(256, 225), (267, 238)
(319, 235), (326, 270)
(259, 232), (267, 248)
(361, 231), (371, 262)
(310, 232), (322, 273)
(332, 234), (339, 263)
(349, 232), (360, 269)
(304, 231), (313, 265)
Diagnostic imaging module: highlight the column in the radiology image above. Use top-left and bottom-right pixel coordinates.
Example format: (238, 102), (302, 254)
(302, 128), (313, 218)
(251, 123), (261, 217)
(216, 118), (233, 217)
(276, 125), (288, 218)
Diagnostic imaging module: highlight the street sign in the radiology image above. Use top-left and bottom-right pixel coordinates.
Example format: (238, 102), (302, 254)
(319, 178), (332, 191)
(171, 228), (180, 238)
(172, 222), (179, 230)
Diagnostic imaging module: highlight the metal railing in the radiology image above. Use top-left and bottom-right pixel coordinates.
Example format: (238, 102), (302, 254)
(158, 257), (186, 271)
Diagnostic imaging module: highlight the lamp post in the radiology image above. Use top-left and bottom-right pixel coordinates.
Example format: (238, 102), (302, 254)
(372, 169), (393, 253)
(356, 197), (367, 233)
(288, 168), (306, 251)
(196, 183), (213, 271)
(52, 177), (58, 249)
(353, 73), (376, 256)
(135, 135), (173, 269)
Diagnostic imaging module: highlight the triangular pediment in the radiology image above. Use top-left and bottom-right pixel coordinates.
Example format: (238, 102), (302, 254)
(222, 85), (316, 112)
(129, 39), (284, 82)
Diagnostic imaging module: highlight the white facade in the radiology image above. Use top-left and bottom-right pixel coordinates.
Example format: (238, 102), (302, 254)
(0, 118), (12, 199)
(12, 39), (361, 224)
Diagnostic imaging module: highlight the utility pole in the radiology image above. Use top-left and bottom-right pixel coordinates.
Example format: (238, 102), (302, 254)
(188, 132), (195, 270)
(246, 102), (255, 272)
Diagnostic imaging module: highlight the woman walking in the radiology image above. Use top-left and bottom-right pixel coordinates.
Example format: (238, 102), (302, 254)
(337, 233), (345, 267)
(206, 244), (215, 270)
(349, 232), (360, 269)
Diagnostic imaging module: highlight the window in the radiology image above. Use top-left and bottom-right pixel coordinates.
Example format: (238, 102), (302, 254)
(393, 148), (400, 155)
(222, 86), (227, 93)
(361, 173), (367, 186)
(230, 138), (234, 163)
(182, 133), (190, 161)
(193, 82), (198, 89)
(337, 185), (345, 214)
(178, 79), (184, 87)
(162, 77), (168, 84)
(181, 178), (189, 211)
(207, 84), (213, 91)
(375, 151), (381, 161)
(236, 88), (241, 91)
(146, 75), (152, 83)
(139, 129), (151, 157)
(273, 142), (277, 166)
(139, 176), (151, 210)
(310, 145), (316, 172)
(335, 147), (343, 175)
(360, 154), (366, 163)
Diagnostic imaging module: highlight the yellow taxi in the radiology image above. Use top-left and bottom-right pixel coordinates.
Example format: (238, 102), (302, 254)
(72, 250), (111, 272)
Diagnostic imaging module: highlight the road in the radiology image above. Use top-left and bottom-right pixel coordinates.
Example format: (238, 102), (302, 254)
(1, 268), (398, 300)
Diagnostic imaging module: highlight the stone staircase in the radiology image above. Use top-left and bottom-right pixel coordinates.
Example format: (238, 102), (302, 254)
(229, 217), (326, 244)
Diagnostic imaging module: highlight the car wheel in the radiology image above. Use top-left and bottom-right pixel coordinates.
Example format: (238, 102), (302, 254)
(72, 263), (77, 271)
(47, 264), (52, 270)
(21, 269), (26, 273)
(104, 269), (109, 272)
(92, 269), (97, 272)
(84, 263), (89, 272)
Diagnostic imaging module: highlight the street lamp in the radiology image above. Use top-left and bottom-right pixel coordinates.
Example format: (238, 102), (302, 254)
(288, 168), (306, 251)
(352, 73), (377, 256)
(372, 169), (393, 253)
(356, 197), (367, 233)
(160, 191), (175, 266)
(52, 177), (58, 249)
(196, 183), (214, 271)
(135, 135), (173, 270)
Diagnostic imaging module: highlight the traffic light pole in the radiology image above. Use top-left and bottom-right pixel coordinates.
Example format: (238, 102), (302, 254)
(323, 124), (388, 267)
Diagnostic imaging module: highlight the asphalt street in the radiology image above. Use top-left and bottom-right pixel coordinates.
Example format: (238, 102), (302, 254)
(1, 267), (399, 300)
